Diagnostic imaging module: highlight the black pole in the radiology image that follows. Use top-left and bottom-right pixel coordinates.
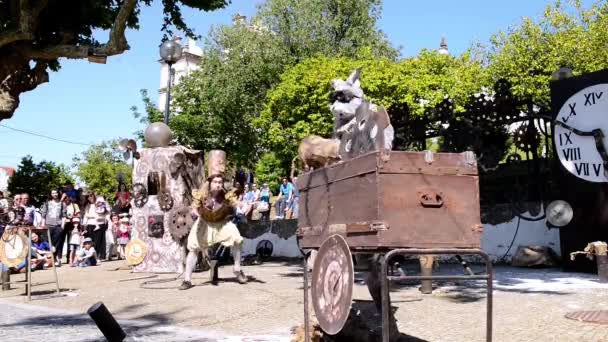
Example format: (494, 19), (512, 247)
(87, 302), (126, 342)
(164, 62), (172, 125)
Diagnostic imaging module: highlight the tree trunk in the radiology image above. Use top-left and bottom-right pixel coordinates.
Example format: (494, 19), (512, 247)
(0, 48), (49, 120)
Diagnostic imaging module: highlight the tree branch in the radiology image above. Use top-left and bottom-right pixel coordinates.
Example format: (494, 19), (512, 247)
(0, 0), (49, 48)
(22, 0), (138, 60)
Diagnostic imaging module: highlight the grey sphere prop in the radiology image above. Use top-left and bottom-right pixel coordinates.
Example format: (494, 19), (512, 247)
(144, 122), (172, 147)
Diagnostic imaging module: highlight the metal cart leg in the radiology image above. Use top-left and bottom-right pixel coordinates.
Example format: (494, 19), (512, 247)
(27, 228), (32, 301)
(46, 228), (61, 294)
(381, 248), (493, 342)
(303, 254), (310, 342)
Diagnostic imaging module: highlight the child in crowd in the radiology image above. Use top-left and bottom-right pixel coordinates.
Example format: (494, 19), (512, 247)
(68, 217), (84, 267)
(106, 213), (119, 261)
(116, 216), (131, 259)
(76, 237), (97, 267)
(30, 231), (53, 269)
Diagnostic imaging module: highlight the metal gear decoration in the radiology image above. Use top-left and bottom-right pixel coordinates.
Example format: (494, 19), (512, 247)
(169, 207), (193, 241)
(435, 98), (454, 123)
(132, 183), (148, 208)
(478, 145), (503, 171)
(441, 119), (478, 153)
(311, 234), (354, 336)
(158, 190), (174, 212)
(506, 153), (522, 163)
(513, 124), (539, 152)
(467, 93), (493, 126)
(493, 79), (519, 123)
(493, 78), (512, 97)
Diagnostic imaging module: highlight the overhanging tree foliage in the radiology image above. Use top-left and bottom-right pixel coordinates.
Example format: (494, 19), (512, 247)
(8, 155), (74, 206)
(0, 0), (230, 120)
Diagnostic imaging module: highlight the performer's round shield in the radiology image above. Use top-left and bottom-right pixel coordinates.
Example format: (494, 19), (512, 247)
(0, 229), (29, 268)
(125, 238), (148, 266)
(311, 234), (354, 335)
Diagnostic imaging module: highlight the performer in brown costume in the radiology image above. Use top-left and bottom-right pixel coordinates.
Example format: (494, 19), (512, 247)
(180, 150), (247, 290)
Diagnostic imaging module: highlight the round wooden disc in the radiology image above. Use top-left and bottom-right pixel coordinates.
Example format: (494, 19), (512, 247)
(311, 234), (354, 335)
(0, 229), (29, 268)
(125, 238), (148, 266)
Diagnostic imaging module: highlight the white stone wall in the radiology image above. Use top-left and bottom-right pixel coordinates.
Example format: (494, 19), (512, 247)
(242, 232), (302, 258)
(482, 211), (561, 262)
(239, 211), (562, 263)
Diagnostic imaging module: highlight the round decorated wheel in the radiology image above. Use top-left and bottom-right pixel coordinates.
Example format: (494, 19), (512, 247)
(311, 234), (354, 335)
(0, 229), (29, 268)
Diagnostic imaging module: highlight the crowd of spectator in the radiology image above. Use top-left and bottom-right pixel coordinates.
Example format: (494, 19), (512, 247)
(232, 176), (299, 224)
(0, 182), (133, 274)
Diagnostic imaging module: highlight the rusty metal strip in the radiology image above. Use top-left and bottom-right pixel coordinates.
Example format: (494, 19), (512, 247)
(298, 169), (376, 191)
(380, 166), (477, 176)
(565, 310), (608, 325)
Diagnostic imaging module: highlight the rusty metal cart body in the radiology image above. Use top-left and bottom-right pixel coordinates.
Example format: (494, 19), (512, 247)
(296, 150), (493, 341)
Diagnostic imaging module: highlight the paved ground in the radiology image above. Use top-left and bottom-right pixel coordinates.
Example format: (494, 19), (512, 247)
(0, 299), (290, 342)
(1, 258), (608, 341)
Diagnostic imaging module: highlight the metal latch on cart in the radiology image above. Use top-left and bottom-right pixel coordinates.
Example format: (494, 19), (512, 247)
(418, 188), (444, 208)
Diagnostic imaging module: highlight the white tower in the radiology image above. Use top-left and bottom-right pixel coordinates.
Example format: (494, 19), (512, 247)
(158, 37), (203, 111)
(438, 36), (449, 55)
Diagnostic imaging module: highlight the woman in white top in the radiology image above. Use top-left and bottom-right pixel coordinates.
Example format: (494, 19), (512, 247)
(83, 193), (110, 261)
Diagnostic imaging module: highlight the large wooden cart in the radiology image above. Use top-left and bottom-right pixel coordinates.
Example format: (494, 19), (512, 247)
(296, 150), (493, 341)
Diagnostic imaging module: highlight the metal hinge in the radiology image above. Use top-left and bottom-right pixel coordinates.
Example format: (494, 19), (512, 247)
(370, 221), (389, 231)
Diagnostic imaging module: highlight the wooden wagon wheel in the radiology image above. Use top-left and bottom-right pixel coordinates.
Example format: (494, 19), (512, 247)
(311, 234), (354, 335)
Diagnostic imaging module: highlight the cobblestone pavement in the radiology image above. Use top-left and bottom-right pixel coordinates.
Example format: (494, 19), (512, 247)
(1, 259), (608, 341)
(0, 299), (291, 342)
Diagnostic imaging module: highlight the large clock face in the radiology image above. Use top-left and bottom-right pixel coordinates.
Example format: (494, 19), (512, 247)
(555, 83), (608, 182)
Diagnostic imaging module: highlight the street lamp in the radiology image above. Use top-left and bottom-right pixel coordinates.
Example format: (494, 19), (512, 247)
(159, 37), (183, 125)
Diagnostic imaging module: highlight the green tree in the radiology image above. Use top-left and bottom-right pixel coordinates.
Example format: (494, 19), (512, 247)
(0, 0), (230, 120)
(255, 50), (487, 168)
(171, 21), (292, 167)
(135, 0), (397, 167)
(254, 152), (285, 194)
(255, 0), (398, 61)
(487, 0), (608, 106)
(8, 156), (74, 206)
(73, 141), (133, 202)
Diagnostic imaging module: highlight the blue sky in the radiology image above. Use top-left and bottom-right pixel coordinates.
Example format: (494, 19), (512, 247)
(0, 0), (591, 171)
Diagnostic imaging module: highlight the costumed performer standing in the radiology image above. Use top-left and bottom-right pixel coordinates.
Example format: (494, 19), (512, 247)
(180, 150), (248, 290)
